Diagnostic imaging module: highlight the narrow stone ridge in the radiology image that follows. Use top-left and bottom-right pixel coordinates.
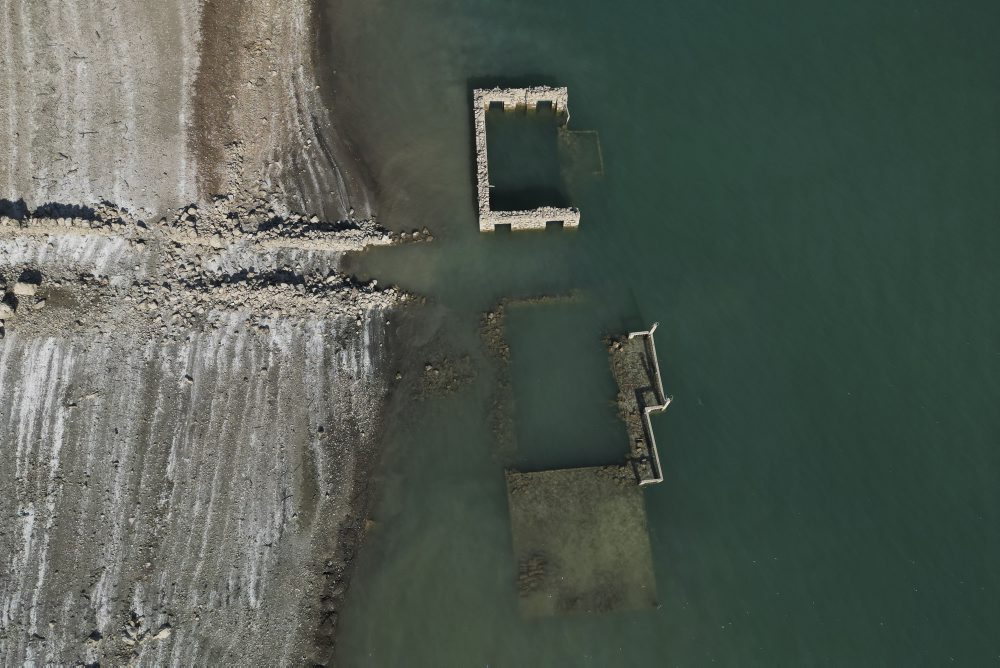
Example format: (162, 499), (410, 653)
(0, 196), (405, 342)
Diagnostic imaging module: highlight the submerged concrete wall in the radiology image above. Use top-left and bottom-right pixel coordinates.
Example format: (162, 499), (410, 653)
(472, 87), (581, 232)
(609, 323), (671, 486)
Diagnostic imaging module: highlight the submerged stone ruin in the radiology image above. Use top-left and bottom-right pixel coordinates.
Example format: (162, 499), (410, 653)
(502, 322), (671, 617)
(470, 95), (671, 607)
(473, 86), (581, 232)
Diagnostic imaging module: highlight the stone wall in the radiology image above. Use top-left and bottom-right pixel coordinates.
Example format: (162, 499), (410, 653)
(472, 87), (580, 232)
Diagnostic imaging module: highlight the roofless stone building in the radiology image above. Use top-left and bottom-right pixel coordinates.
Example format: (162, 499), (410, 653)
(473, 87), (582, 232)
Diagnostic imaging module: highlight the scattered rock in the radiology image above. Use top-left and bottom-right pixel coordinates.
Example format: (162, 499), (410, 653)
(415, 355), (474, 400)
(0, 198), (408, 341)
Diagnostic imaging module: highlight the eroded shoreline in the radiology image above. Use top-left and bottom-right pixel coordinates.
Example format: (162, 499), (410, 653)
(0, 1), (405, 664)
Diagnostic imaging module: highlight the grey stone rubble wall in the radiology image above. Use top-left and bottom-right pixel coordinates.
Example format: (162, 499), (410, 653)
(0, 200), (405, 342)
(480, 207), (582, 231)
(0, 199), (393, 258)
(475, 86), (570, 115)
(473, 91), (492, 229)
(472, 87), (581, 232)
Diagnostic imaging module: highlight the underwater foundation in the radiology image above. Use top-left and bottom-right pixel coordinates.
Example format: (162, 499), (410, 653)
(504, 323), (671, 616)
(505, 466), (657, 616)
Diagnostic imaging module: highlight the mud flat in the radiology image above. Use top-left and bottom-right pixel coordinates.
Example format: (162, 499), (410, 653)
(0, 1), (399, 664)
(0, 0), (369, 222)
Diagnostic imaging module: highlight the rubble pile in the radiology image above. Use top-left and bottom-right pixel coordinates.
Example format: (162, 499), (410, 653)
(0, 197), (393, 252)
(0, 196), (410, 340)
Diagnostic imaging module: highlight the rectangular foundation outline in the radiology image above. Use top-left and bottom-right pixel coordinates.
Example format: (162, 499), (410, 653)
(473, 86), (581, 232)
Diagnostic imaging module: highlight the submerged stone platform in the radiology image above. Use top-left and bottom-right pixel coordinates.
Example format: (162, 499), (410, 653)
(505, 466), (657, 617)
(473, 87), (581, 232)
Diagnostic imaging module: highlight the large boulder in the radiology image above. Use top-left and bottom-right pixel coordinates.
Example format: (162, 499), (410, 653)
(12, 282), (38, 296)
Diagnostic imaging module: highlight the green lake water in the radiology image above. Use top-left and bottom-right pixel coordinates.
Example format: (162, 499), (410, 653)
(323, 1), (1000, 664)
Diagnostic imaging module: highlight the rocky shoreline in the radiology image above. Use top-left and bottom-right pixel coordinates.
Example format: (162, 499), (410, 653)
(0, 196), (402, 341)
(0, 1), (404, 664)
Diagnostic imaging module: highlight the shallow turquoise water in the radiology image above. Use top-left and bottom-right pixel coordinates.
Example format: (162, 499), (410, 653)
(326, 1), (1000, 664)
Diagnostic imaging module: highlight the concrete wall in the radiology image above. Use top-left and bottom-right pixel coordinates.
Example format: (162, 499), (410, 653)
(627, 324), (671, 486)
